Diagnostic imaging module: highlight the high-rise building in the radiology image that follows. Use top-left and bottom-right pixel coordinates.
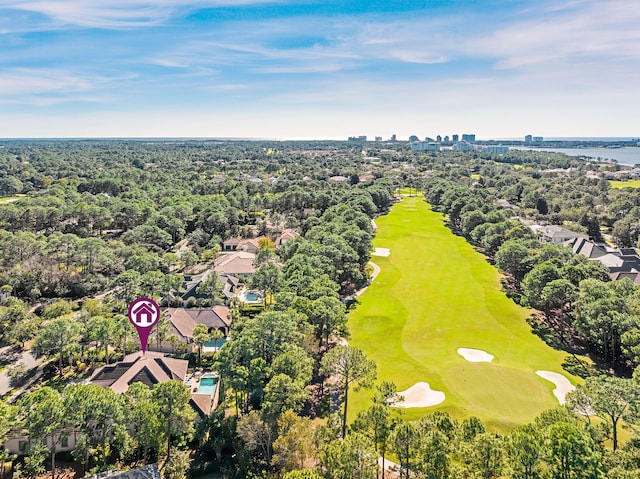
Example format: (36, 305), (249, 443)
(444, 136), (450, 142)
(481, 145), (509, 153)
(390, 134), (397, 142)
(452, 134), (459, 142)
(375, 136), (382, 141)
(436, 135), (442, 142)
(411, 142), (440, 152)
(409, 135), (419, 142)
(462, 134), (476, 142)
(453, 141), (474, 151)
(524, 135), (533, 144)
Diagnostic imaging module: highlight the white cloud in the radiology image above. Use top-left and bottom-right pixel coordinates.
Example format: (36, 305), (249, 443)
(475, 0), (640, 69)
(0, 68), (94, 94)
(0, 68), (133, 105)
(0, 0), (288, 28)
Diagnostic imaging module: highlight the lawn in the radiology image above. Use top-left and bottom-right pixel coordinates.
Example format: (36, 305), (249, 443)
(609, 179), (640, 189)
(348, 196), (579, 431)
(0, 195), (25, 204)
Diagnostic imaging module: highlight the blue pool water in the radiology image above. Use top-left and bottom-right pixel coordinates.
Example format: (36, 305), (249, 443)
(204, 337), (227, 348)
(246, 291), (260, 301)
(197, 374), (217, 396)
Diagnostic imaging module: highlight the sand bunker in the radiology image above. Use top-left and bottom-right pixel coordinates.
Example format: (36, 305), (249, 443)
(536, 371), (575, 405)
(394, 382), (445, 408)
(457, 348), (494, 363)
(372, 247), (390, 257)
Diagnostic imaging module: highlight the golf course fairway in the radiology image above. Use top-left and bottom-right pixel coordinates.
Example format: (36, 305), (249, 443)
(348, 196), (578, 431)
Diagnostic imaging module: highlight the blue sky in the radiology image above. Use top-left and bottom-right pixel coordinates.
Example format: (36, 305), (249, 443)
(0, 0), (638, 139)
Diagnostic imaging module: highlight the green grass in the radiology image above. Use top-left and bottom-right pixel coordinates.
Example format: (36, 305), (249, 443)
(609, 179), (640, 189)
(348, 196), (579, 431)
(0, 194), (25, 204)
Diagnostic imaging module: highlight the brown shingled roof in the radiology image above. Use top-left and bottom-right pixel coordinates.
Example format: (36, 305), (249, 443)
(213, 251), (256, 275)
(165, 307), (231, 337)
(90, 351), (188, 394)
(165, 308), (198, 339)
(190, 394), (213, 417)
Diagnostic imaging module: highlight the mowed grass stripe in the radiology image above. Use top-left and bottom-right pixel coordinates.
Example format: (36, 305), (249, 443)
(348, 196), (577, 430)
(609, 179), (640, 189)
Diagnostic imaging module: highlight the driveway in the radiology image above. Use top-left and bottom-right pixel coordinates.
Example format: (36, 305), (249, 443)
(0, 348), (42, 396)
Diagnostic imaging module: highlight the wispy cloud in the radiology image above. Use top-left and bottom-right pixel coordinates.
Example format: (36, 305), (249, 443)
(148, 14), (462, 77)
(0, 68), (133, 105)
(0, 0), (288, 29)
(0, 0), (638, 137)
(476, 0), (640, 69)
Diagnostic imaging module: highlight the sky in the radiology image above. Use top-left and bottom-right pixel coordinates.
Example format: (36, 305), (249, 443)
(0, 0), (638, 140)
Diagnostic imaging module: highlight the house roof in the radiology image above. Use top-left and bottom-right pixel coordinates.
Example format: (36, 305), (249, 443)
(165, 306), (231, 338)
(89, 351), (216, 417)
(222, 237), (241, 246)
(90, 351), (188, 394)
(190, 394), (213, 417)
(594, 253), (625, 269)
(219, 273), (240, 299)
(214, 251), (256, 275)
(185, 306), (231, 330)
(275, 229), (299, 246)
(532, 225), (587, 240)
(220, 274), (240, 287)
(165, 308), (198, 339)
(610, 271), (640, 283)
(571, 238), (607, 259)
(237, 238), (261, 251)
(182, 268), (214, 300)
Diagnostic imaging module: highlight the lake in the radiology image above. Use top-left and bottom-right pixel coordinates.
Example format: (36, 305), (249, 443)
(512, 147), (640, 166)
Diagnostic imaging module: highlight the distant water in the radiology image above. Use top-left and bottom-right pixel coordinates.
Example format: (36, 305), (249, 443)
(513, 147), (640, 166)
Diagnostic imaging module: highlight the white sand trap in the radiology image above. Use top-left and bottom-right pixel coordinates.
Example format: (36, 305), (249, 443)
(372, 247), (391, 257)
(394, 382), (445, 408)
(536, 371), (575, 405)
(458, 348), (494, 363)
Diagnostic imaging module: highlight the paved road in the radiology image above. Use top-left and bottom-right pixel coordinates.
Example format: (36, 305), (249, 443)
(378, 457), (401, 477)
(0, 348), (42, 396)
(354, 261), (381, 298)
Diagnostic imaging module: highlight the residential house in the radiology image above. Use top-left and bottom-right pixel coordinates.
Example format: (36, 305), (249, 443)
(219, 273), (240, 299)
(568, 237), (640, 280)
(275, 229), (299, 248)
(570, 237), (607, 259)
(181, 268), (215, 303)
(222, 237), (241, 252)
(5, 352), (218, 455)
(530, 225), (588, 244)
(165, 306), (232, 340)
(90, 351), (216, 417)
(5, 427), (78, 456)
(214, 251), (256, 277)
(237, 238), (261, 254)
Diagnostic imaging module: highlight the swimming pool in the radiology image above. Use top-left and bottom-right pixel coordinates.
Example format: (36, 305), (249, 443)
(204, 337), (227, 349)
(196, 374), (218, 396)
(245, 291), (260, 302)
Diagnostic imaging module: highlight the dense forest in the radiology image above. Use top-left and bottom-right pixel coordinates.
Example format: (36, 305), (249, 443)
(1, 140), (640, 479)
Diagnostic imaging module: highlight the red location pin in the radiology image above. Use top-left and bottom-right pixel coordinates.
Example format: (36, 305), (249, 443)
(127, 297), (161, 355)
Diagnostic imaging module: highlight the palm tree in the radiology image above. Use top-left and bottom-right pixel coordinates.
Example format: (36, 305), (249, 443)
(193, 324), (210, 366)
(210, 329), (225, 351)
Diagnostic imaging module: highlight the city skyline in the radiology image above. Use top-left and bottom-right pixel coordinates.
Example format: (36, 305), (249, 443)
(0, 0), (638, 139)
